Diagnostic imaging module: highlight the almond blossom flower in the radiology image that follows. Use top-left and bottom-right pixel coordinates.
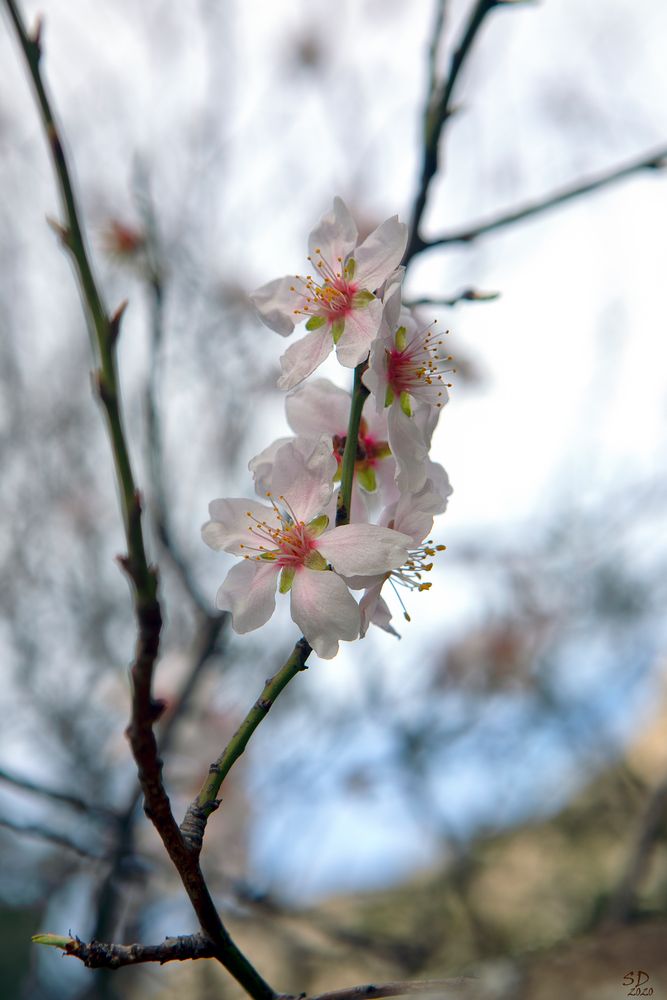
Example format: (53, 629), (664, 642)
(250, 198), (408, 390)
(202, 437), (412, 659)
(348, 479), (451, 637)
(363, 284), (454, 492)
(250, 379), (451, 520)
(250, 380), (394, 518)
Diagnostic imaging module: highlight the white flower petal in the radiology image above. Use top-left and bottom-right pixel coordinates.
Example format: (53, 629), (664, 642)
(202, 498), (277, 554)
(388, 405), (430, 494)
(248, 438), (292, 496)
(374, 455), (400, 507)
(363, 316), (393, 410)
(286, 379), (350, 437)
(216, 560), (277, 632)
(360, 585), (399, 638)
(308, 197), (358, 267)
(363, 399), (390, 440)
(319, 524), (411, 576)
(270, 437), (336, 523)
(381, 277), (404, 329)
(277, 327), (334, 391)
(290, 569), (360, 659)
(250, 276), (307, 337)
(354, 217), (408, 291)
(417, 462), (453, 516)
(334, 297), (384, 368)
(393, 503), (434, 546)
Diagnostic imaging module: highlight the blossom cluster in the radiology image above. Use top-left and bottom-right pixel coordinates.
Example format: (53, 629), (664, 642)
(203, 198), (453, 658)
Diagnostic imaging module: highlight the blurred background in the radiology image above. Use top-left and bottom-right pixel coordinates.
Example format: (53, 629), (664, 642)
(1, 0), (667, 997)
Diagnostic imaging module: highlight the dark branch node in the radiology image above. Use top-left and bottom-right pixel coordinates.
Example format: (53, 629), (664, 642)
(180, 802), (211, 855)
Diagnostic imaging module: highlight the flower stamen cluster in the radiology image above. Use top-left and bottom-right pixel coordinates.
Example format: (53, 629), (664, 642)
(289, 252), (365, 338)
(389, 540), (448, 615)
(239, 494), (328, 572)
(384, 322), (455, 413)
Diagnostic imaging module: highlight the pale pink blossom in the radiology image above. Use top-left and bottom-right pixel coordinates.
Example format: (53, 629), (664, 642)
(250, 198), (407, 389)
(250, 379), (451, 516)
(203, 437), (412, 659)
(363, 286), (453, 493)
(347, 479), (451, 637)
(249, 380), (395, 522)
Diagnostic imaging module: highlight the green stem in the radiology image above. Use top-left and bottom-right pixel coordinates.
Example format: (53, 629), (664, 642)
(336, 362), (369, 527)
(194, 638), (312, 816)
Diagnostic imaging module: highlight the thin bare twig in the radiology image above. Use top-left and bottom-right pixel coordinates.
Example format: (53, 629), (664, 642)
(425, 0), (449, 128)
(405, 0), (526, 264)
(421, 145), (667, 251)
(181, 637), (312, 855)
(308, 978), (478, 1000)
(34, 932), (217, 968)
(90, 611), (226, 944)
(4, 4), (277, 995)
(0, 816), (106, 860)
(0, 767), (116, 822)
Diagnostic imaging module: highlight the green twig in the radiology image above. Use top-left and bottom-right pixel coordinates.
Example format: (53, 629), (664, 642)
(181, 637), (312, 852)
(336, 362), (370, 527)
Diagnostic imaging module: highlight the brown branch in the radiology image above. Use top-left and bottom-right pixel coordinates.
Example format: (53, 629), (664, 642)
(35, 933), (217, 968)
(420, 145), (667, 251)
(307, 979), (479, 1000)
(91, 612), (226, 943)
(404, 0), (527, 264)
(4, 4), (278, 996)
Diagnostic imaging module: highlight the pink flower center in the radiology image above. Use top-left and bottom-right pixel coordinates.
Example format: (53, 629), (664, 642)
(314, 276), (356, 320)
(332, 420), (389, 472)
(290, 249), (358, 323)
(386, 325), (452, 405)
(386, 346), (417, 394)
(240, 497), (318, 569)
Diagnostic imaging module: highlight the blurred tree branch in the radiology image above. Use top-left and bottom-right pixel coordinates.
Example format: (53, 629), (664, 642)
(404, 288), (500, 308)
(0, 816), (107, 859)
(421, 145), (667, 250)
(604, 767), (667, 924)
(405, 0), (529, 264)
(308, 978), (478, 1000)
(0, 766), (117, 822)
